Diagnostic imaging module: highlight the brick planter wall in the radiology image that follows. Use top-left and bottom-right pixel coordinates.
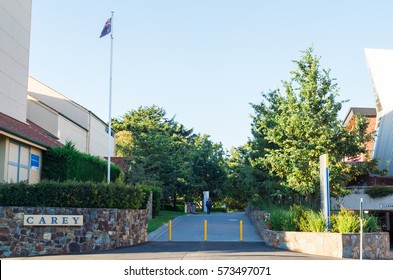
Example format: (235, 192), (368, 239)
(245, 206), (390, 259)
(0, 207), (148, 258)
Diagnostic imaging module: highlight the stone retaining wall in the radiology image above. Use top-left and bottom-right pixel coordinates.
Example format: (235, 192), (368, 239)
(0, 207), (148, 258)
(246, 206), (390, 259)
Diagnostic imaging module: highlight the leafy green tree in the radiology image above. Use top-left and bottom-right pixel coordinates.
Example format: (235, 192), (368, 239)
(188, 135), (228, 204)
(112, 105), (229, 210)
(225, 144), (257, 209)
(115, 130), (134, 157)
(250, 47), (381, 198)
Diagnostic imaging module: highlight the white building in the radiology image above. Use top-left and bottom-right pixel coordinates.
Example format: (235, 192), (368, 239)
(0, 0), (30, 123)
(365, 48), (393, 175)
(0, 0), (114, 183)
(27, 76), (114, 158)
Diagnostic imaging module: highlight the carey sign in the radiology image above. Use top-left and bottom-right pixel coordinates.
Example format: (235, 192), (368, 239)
(23, 215), (83, 226)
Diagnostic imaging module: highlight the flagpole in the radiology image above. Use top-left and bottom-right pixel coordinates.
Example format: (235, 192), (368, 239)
(107, 11), (114, 184)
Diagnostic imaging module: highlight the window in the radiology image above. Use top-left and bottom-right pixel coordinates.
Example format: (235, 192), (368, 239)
(7, 142), (30, 183)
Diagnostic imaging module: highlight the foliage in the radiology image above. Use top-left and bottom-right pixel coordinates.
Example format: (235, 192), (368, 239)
(162, 204), (185, 212)
(225, 145), (259, 209)
(363, 214), (381, 232)
(0, 181), (145, 209)
(330, 208), (360, 233)
(365, 186), (393, 198)
(115, 130), (134, 157)
(140, 184), (163, 218)
(249, 47), (382, 198)
(42, 141), (122, 183)
(252, 198), (380, 233)
(112, 105), (229, 208)
(297, 208), (326, 232)
(268, 208), (297, 231)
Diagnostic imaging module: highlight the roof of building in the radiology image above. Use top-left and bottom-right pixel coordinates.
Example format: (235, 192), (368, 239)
(0, 113), (62, 149)
(343, 107), (376, 126)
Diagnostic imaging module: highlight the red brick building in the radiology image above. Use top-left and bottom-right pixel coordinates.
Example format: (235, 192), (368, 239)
(343, 107), (377, 162)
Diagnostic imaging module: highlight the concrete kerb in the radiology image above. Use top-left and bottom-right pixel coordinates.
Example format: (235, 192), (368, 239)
(147, 214), (188, 241)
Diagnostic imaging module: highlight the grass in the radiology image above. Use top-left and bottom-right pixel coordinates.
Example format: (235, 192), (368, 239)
(147, 210), (186, 233)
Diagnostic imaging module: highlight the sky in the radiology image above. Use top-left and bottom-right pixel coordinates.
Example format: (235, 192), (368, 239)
(28, 0), (393, 150)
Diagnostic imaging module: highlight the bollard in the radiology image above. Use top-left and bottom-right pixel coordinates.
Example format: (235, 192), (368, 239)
(240, 220), (243, 241)
(204, 220), (207, 241)
(168, 220), (172, 241)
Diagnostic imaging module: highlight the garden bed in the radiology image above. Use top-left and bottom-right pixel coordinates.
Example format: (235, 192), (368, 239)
(246, 206), (390, 259)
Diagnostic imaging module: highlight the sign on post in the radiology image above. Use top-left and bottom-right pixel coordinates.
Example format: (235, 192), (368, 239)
(203, 191), (209, 212)
(319, 154), (330, 229)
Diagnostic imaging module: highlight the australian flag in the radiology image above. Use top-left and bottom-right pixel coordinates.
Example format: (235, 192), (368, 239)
(100, 18), (112, 38)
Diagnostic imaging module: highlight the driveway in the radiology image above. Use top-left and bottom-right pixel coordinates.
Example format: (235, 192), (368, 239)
(148, 212), (262, 242)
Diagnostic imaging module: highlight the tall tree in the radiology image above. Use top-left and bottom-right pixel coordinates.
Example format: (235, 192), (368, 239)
(251, 47), (380, 198)
(112, 105), (229, 209)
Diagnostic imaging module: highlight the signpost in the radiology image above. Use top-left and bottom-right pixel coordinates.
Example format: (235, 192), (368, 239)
(203, 191), (209, 212)
(319, 154), (331, 229)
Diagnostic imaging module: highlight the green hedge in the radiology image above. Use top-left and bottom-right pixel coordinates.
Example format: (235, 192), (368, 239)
(0, 181), (145, 209)
(141, 184), (162, 218)
(365, 186), (393, 198)
(163, 204), (185, 212)
(42, 142), (122, 183)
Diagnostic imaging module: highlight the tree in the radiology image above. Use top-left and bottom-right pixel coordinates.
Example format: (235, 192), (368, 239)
(115, 130), (133, 157)
(112, 105), (230, 210)
(250, 47), (381, 198)
(188, 135), (228, 203)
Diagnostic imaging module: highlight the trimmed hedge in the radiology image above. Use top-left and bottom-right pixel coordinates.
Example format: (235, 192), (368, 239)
(42, 141), (122, 183)
(365, 186), (393, 198)
(141, 184), (162, 218)
(0, 181), (145, 209)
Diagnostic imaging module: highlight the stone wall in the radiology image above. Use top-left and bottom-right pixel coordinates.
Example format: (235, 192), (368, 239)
(246, 206), (390, 259)
(0, 207), (148, 258)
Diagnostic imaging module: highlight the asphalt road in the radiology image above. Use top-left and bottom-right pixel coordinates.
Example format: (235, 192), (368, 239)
(148, 212), (262, 242)
(3, 212), (341, 260)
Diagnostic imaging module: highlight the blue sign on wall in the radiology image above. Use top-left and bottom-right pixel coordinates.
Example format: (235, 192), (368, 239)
(31, 154), (40, 170)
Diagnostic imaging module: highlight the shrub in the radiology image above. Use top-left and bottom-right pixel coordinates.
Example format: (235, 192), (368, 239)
(42, 141), (122, 183)
(330, 207), (360, 233)
(363, 214), (381, 232)
(0, 181), (145, 209)
(163, 204), (185, 212)
(365, 186), (393, 198)
(269, 208), (297, 231)
(140, 184), (162, 218)
(298, 210), (326, 232)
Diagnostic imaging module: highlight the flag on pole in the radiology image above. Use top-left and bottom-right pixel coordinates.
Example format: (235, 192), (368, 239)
(100, 18), (112, 38)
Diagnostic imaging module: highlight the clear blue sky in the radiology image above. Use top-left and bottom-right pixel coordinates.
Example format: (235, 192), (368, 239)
(29, 1), (393, 150)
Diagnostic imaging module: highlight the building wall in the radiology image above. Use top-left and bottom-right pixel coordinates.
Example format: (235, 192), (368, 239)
(28, 146), (42, 184)
(332, 186), (393, 211)
(0, 135), (44, 184)
(0, 0), (31, 123)
(58, 116), (88, 153)
(27, 96), (58, 137)
(88, 113), (115, 158)
(345, 114), (376, 161)
(28, 77), (114, 158)
(28, 76), (89, 130)
(365, 48), (393, 174)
